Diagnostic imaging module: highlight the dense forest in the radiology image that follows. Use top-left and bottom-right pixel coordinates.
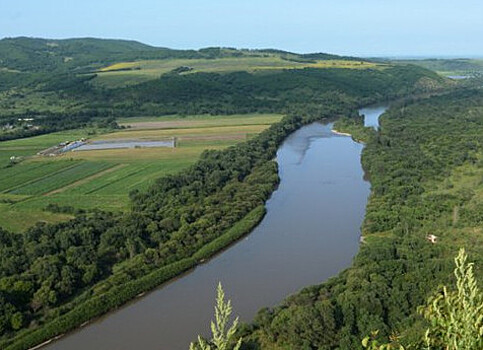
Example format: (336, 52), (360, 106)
(0, 37), (364, 74)
(0, 94), (355, 350)
(0, 65), (446, 141)
(0, 40), (450, 349)
(238, 89), (483, 349)
(0, 37), (450, 142)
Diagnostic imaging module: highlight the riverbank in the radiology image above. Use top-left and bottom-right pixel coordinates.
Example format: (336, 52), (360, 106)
(332, 115), (376, 144)
(1, 101), (385, 350)
(41, 118), (373, 350)
(331, 128), (367, 144)
(243, 90), (483, 348)
(5, 206), (267, 350)
(3, 100), (362, 350)
(331, 129), (352, 137)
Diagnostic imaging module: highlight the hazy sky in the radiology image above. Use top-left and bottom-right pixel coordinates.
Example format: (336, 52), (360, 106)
(2, 0), (482, 57)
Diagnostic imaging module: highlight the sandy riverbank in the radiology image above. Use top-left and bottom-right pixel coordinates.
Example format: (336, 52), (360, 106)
(331, 129), (352, 137)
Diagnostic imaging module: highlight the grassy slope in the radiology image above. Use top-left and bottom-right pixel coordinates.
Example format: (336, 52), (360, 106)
(0, 39), (383, 117)
(94, 57), (384, 88)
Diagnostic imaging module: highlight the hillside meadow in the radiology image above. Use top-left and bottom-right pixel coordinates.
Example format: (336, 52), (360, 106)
(93, 56), (384, 88)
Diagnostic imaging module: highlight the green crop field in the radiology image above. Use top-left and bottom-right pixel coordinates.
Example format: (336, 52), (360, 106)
(93, 56), (384, 88)
(0, 160), (80, 192)
(10, 161), (115, 195)
(0, 114), (282, 231)
(117, 113), (283, 128)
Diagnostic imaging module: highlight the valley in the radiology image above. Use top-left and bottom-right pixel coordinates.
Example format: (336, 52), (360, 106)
(0, 36), (481, 350)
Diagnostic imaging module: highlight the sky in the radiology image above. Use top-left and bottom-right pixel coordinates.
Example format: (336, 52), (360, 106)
(1, 0), (483, 57)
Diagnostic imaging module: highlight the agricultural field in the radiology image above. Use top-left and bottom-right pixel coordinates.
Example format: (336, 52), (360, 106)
(0, 113), (282, 231)
(93, 56), (384, 88)
(0, 128), (100, 165)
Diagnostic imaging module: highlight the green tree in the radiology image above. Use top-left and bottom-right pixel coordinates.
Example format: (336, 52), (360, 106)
(190, 283), (242, 350)
(363, 248), (483, 350)
(10, 312), (23, 330)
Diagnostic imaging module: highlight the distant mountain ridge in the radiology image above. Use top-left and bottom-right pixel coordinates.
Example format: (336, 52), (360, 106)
(0, 36), (362, 73)
(0, 37), (197, 72)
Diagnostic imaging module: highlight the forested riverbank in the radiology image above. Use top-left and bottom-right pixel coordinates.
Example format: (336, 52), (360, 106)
(43, 114), (374, 350)
(0, 40), (453, 350)
(0, 96), (356, 350)
(239, 88), (483, 349)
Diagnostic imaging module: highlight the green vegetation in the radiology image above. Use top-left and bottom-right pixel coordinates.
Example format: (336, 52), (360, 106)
(0, 37), (453, 350)
(0, 115), (277, 231)
(10, 161), (114, 195)
(0, 129), (98, 164)
(106, 65), (445, 117)
(117, 113), (282, 127)
(362, 248), (482, 350)
(0, 206), (266, 350)
(239, 89), (483, 349)
(332, 114), (375, 142)
(0, 37), (365, 75)
(420, 248), (483, 349)
(0, 37), (205, 73)
(0, 37), (445, 136)
(395, 58), (483, 77)
(190, 283), (242, 350)
(94, 57), (384, 88)
(195, 249), (483, 350)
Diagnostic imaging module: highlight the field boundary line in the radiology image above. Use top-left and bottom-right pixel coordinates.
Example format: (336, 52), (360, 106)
(43, 163), (126, 196)
(3, 162), (82, 193)
(83, 163), (152, 194)
(0, 161), (50, 182)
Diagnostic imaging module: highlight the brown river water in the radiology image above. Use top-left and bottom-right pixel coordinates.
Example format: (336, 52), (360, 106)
(44, 106), (387, 350)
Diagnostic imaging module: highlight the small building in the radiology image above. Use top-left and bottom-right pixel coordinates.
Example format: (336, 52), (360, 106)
(426, 234), (438, 244)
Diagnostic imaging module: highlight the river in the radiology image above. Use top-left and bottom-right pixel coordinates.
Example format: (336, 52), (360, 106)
(45, 106), (387, 350)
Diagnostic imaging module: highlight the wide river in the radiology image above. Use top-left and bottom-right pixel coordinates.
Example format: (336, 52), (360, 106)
(46, 106), (387, 350)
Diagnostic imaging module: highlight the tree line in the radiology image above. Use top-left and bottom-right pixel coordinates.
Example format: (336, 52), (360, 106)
(0, 64), (448, 349)
(238, 89), (483, 349)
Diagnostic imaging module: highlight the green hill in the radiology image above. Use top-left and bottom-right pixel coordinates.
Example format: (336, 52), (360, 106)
(0, 37), (367, 74)
(0, 37), (452, 349)
(0, 37), (201, 72)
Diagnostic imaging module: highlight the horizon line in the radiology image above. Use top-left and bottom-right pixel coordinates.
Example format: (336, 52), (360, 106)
(2, 35), (483, 60)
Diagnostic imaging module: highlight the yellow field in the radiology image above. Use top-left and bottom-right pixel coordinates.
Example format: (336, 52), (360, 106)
(99, 61), (140, 71)
(94, 57), (385, 87)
